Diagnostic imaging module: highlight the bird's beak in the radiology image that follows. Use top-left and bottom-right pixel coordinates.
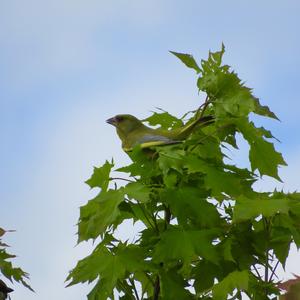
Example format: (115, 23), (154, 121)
(106, 117), (116, 125)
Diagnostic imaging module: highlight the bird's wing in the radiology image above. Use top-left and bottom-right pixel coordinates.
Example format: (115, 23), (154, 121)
(138, 134), (175, 144)
(140, 139), (181, 149)
(123, 133), (180, 151)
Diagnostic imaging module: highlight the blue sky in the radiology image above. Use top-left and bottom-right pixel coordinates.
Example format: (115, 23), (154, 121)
(1, 1), (300, 299)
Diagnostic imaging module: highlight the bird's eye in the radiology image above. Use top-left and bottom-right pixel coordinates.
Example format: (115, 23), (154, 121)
(116, 116), (124, 122)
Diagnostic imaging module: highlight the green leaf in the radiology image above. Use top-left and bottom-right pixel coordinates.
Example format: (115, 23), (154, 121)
(117, 147), (160, 178)
(163, 171), (178, 188)
(193, 260), (220, 293)
(212, 270), (249, 300)
(153, 227), (219, 264)
(0, 231), (33, 291)
(85, 160), (114, 191)
(233, 196), (290, 222)
(253, 97), (280, 120)
(157, 146), (185, 175)
(210, 43), (225, 66)
(161, 186), (221, 228)
(160, 268), (193, 300)
(236, 118), (287, 180)
(78, 189), (125, 241)
(170, 51), (201, 73)
(186, 134), (223, 162)
(68, 244), (148, 300)
(249, 138), (286, 180)
(270, 227), (291, 267)
(124, 182), (151, 203)
(214, 88), (256, 118)
(184, 156), (247, 198)
(273, 213), (300, 247)
(220, 238), (235, 262)
(67, 247), (112, 286)
(143, 111), (183, 130)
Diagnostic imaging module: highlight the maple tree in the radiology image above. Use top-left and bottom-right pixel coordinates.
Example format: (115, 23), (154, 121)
(67, 46), (300, 299)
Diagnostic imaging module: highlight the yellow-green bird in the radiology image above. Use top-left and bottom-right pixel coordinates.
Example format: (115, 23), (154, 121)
(106, 114), (214, 152)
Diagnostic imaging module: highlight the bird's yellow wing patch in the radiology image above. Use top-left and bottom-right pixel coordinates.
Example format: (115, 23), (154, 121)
(123, 140), (181, 152)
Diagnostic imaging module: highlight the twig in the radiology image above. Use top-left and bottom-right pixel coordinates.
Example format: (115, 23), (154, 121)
(199, 97), (211, 118)
(140, 276), (151, 300)
(164, 205), (171, 230)
(228, 290), (242, 300)
(194, 95), (207, 117)
(252, 264), (262, 280)
(269, 260), (280, 282)
(117, 280), (135, 300)
(189, 123), (232, 152)
(137, 203), (158, 233)
(109, 177), (135, 183)
(129, 278), (140, 300)
(263, 217), (271, 297)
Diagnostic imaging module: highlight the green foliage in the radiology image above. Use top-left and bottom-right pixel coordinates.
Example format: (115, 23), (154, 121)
(67, 46), (299, 299)
(0, 227), (33, 292)
(212, 270), (249, 300)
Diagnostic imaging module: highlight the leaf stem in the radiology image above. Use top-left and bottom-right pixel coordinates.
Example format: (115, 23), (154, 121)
(110, 177), (135, 183)
(252, 264), (261, 280)
(129, 278), (140, 300)
(137, 203), (158, 233)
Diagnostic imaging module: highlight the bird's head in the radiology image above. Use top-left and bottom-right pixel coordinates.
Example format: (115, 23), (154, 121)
(106, 114), (144, 134)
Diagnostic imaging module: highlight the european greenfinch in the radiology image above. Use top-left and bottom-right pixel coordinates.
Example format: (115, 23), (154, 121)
(106, 114), (213, 152)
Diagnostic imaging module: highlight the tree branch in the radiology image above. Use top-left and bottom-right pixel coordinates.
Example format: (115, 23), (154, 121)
(153, 275), (160, 300)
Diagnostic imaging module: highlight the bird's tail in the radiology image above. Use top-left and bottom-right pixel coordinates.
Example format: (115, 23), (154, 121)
(195, 115), (214, 126)
(176, 114), (214, 139)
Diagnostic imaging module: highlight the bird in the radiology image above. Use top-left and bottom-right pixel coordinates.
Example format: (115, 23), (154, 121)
(106, 113), (214, 152)
(0, 280), (13, 300)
